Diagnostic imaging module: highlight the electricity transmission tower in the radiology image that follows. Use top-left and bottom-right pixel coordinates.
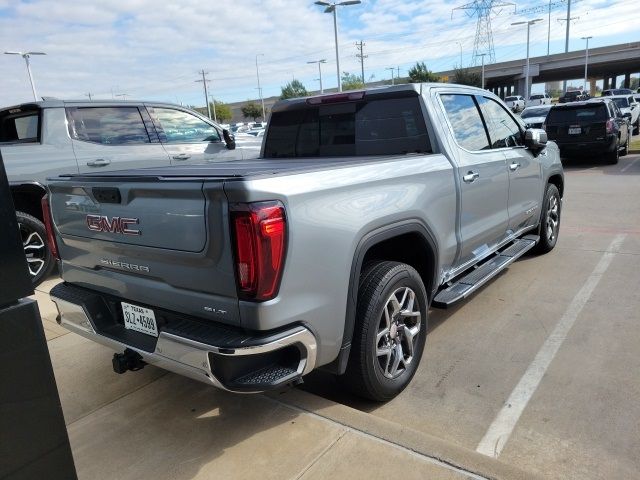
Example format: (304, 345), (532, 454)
(453, 0), (514, 65)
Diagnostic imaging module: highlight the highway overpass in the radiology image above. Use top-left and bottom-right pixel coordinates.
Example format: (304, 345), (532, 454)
(438, 42), (640, 97)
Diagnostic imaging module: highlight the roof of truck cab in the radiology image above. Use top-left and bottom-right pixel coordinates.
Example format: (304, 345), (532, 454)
(270, 82), (490, 113)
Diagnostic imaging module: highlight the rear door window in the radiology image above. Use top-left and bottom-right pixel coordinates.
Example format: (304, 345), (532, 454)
(0, 111), (39, 142)
(440, 94), (490, 151)
(264, 95), (430, 157)
(67, 107), (151, 145)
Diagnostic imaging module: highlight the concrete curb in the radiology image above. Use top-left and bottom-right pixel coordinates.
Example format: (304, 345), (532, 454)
(269, 388), (544, 480)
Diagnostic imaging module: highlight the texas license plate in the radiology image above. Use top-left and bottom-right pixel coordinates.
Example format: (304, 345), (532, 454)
(122, 302), (158, 337)
(568, 127), (581, 135)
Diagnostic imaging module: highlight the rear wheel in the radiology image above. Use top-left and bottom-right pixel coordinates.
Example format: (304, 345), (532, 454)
(620, 135), (629, 157)
(606, 139), (620, 164)
(533, 184), (561, 254)
(342, 261), (428, 401)
(16, 211), (55, 287)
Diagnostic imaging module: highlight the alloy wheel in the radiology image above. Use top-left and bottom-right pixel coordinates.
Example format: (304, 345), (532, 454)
(546, 194), (560, 244)
(375, 286), (422, 379)
(19, 223), (47, 277)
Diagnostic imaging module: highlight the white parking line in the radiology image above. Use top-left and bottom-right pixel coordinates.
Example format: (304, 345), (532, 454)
(476, 234), (627, 458)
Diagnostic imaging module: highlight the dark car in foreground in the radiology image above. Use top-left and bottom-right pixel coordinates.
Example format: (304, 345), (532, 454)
(544, 99), (630, 164)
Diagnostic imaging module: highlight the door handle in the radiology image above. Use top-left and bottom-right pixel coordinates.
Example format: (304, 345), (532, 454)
(172, 154), (191, 160)
(86, 159), (111, 167)
(462, 171), (480, 183)
(509, 162), (521, 171)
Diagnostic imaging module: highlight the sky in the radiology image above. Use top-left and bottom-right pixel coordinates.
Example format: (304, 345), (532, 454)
(0, 0), (638, 108)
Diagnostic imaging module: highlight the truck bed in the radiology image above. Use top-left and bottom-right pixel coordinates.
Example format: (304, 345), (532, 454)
(52, 155), (419, 182)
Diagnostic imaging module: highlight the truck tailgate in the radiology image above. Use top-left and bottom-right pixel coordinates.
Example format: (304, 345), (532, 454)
(48, 177), (240, 325)
(51, 181), (208, 252)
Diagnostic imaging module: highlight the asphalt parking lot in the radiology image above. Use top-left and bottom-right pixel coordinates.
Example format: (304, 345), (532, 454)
(35, 153), (640, 480)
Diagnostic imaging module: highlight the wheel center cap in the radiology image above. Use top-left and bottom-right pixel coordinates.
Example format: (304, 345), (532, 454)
(390, 323), (398, 339)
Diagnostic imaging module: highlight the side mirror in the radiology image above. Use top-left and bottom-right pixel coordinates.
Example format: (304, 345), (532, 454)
(524, 128), (547, 155)
(223, 129), (236, 150)
(623, 112), (632, 121)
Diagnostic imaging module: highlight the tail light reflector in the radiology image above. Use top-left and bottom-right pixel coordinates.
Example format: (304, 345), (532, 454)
(230, 201), (287, 301)
(41, 195), (59, 260)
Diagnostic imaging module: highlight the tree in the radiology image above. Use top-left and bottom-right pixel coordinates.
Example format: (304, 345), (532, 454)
(453, 67), (481, 88)
(408, 62), (440, 83)
(280, 79), (308, 99)
(210, 100), (232, 123)
(242, 102), (263, 121)
(341, 71), (364, 90)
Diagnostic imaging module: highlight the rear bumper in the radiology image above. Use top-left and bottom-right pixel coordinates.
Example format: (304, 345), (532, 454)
(553, 135), (617, 155)
(50, 283), (317, 393)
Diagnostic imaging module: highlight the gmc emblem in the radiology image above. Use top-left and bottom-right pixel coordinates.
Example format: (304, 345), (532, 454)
(86, 215), (141, 235)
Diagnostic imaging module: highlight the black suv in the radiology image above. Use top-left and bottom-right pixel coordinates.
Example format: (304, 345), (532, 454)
(544, 99), (630, 164)
(558, 90), (589, 103)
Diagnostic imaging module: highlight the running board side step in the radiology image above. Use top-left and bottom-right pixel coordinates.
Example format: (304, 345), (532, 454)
(432, 235), (539, 309)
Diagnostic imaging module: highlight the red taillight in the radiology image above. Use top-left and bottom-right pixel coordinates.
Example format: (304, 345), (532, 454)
(41, 195), (59, 260)
(230, 201), (287, 301)
(606, 118), (615, 133)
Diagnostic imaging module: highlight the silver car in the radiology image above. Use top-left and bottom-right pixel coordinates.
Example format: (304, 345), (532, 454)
(1, 99), (252, 285)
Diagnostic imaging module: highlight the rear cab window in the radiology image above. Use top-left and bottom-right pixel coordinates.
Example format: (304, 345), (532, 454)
(0, 107), (40, 143)
(263, 93), (431, 158)
(547, 104), (608, 124)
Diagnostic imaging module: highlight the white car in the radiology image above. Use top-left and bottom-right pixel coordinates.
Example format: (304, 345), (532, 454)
(609, 95), (639, 130)
(520, 105), (553, 129)
(527, 93), (551, 106)
(504, 95), (526, 113)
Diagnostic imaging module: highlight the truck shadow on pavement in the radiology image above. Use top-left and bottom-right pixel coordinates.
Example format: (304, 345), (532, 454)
(298, 299), (478, 413)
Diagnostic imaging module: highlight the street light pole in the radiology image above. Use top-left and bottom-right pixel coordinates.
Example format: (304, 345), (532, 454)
(386, 67), (395, 85)
(476, 53), (487, 89)
(255, 54), (266, 120)
(4, 51), (46, 101)
(314, 1), (362, 93)
(512, 19), (542, 101)
(582, 36), (592, 94)
(307, 59), (327, 93)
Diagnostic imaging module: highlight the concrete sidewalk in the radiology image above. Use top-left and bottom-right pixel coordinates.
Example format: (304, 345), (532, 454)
(34, 279), (536, 480)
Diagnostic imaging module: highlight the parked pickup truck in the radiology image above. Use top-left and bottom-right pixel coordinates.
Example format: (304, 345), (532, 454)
(0, 100), (247, 285)
(47, 84), (564, 401)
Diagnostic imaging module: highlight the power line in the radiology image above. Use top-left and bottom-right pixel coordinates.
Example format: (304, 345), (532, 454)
(195, 70), (212, 119)
(355, 40), (367, 85)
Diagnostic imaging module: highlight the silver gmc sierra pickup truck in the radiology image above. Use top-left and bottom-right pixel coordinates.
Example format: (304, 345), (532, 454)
(46, 84), (564, 401)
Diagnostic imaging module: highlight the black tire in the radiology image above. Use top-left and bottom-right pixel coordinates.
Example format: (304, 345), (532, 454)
(606, 139), (620, 164)
(533, 184), (561, 254)
(620, 135), (629, 157)
(16, 211), (55, 287)
(341, 261), (428, 401)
